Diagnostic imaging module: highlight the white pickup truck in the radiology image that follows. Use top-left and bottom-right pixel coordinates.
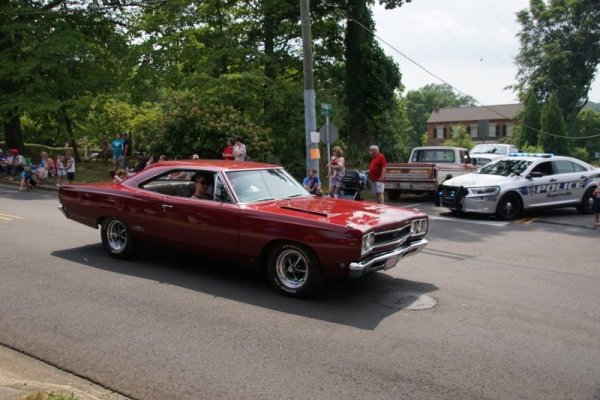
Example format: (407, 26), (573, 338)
(385, 146), (477, 200)
(469, 143), (519, 167)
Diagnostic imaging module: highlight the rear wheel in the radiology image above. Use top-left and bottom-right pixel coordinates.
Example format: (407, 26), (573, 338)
(577, 188), (595, 214)
(387, 190), (401, 201)
(267, 243), (323, 298)
(495, 193), (522, 220)
(101, 218), (136, 259)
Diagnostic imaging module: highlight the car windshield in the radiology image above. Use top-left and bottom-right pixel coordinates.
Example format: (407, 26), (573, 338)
(478, 159), (532, 177)
(226, 168), (309, 203)
(471, 144), (507, 155)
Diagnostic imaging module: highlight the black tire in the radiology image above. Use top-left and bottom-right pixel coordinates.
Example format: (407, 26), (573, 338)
(100, 218), (136, 259)
(267, 242), (323, 298)
(577, 187), (595, 214)
(387, 190), (401, 201)
(495, 193), (522, 221)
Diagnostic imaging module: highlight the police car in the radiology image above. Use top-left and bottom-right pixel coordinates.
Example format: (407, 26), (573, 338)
(434, 153), (600, 220)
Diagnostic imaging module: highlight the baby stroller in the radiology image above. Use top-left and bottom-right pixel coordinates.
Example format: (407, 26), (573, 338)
(339, 170), (368, 200)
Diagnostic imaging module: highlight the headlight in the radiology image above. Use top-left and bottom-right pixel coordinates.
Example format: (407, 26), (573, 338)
(411, 218), (428, 236)
(361, 232), (375, 255)
(466, 186), (500, 196)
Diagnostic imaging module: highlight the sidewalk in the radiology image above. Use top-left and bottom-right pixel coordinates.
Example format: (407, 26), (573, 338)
(0, 345), (128, 400)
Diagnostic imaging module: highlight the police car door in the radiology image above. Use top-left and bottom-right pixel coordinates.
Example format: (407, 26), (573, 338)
(526, 160), (557, 208)
(551, 160), (589, 204)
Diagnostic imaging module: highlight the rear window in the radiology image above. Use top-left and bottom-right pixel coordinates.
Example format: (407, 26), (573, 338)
(411, 149), (456, 163)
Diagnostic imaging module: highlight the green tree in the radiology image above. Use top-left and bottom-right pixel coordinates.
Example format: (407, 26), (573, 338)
(517, 90), (541, 148)
(572, 108), (600, 161)
(405, 83), (476, 149)
(539, 93), (570, 155)
(342, 0), (401, 149)
(514, 0), (600, 126)
(0, 0), (128, 159)
(443, 125), (473, 150)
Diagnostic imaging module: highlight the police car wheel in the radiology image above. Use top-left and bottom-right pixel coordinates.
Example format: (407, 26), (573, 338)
(577, 188), (595, 215)
(496, 193), (522, 220)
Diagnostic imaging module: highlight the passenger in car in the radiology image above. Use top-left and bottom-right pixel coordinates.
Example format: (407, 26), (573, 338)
(191, 173), (213, 200)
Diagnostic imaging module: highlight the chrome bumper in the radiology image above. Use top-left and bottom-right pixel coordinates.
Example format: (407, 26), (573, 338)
(58, 204), (68, 218)
(349, 238), (428, 278)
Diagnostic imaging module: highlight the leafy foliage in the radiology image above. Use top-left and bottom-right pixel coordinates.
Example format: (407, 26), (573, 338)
(539, 93), (570, 155)
(514, 0), (600, 125)
(517, 90), (541, 148)
(443, 125), (473, 150)
(405, 83), (476, 148)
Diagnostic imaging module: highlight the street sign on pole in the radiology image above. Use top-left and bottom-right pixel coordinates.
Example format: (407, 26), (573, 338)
(320, 103), (334, 116)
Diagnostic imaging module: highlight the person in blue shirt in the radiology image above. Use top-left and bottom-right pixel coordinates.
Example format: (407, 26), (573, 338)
(111, 133), (125, 169)
(19, 165), (37, 191)
(302, 168), (322, 196)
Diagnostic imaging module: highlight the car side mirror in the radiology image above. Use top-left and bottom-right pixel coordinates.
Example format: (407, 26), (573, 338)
(527, 172), (543, 179)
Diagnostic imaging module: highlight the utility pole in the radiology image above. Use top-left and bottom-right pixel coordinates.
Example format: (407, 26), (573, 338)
(300, 0), (319, 175)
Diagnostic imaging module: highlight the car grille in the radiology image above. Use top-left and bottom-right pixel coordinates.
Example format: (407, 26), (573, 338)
(372, 225), (411, 250)
(437, 185), (468, 208)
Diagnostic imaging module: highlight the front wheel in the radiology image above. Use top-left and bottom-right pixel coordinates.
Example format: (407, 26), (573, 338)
(577, 188), (595, 214)
(267, 243), (323, 298)
(101, 218), (136, 259)
(495, 193), (522, 220)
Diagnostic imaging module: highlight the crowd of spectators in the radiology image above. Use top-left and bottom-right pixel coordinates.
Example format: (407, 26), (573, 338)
(1, 147), (75, 191)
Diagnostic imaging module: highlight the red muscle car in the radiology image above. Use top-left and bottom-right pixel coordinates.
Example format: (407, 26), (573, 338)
(59, 160), (429, 297)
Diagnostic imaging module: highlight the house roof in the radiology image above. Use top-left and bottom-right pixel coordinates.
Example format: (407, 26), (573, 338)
(427, 103), (524, 124)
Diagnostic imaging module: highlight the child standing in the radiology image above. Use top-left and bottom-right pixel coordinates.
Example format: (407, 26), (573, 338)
(56, 155), (67, 186)
(65, 151), (75, 183)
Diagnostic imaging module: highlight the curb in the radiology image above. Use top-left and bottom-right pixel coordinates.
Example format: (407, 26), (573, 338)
(0, 344), (128, 400)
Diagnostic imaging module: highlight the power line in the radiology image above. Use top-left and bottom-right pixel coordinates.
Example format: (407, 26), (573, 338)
(337, 6), (600, 141)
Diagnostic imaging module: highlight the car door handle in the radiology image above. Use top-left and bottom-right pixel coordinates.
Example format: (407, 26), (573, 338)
(549, 178), (557, 182)
(162, 204), (174, 210)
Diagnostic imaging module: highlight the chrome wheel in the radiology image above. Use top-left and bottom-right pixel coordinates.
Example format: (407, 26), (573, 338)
(101, 218), (136, 259)
(275, 249), (309, 290)
(106, 219), (128, 252)
(267, 243), (323, 297)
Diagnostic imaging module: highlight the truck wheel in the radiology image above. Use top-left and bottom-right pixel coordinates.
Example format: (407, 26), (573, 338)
(387, 190), (401, 201)
(101, 218), (136, 259)
(495, 193), (522, 220)
(577, 188), (595, 214)
(267, 242), (323, 298)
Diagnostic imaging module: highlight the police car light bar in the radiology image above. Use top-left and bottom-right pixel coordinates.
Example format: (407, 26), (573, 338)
(508, 152), (554, 158)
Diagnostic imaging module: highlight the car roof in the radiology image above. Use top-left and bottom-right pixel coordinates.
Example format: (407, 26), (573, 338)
(412, 146), (468, 151)
(152, 159), (281, 172)
(500, 154), (587, 163)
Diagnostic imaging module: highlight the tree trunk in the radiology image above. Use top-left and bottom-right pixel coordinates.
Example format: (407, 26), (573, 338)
(64, 116), (81, 162)
(3, 114), (24, 151)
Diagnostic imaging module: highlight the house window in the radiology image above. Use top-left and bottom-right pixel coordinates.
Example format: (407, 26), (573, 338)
(435, 126), (444, 139)
(506, 124), (514, 137)
(489, 123), (496, 137)
(469, 124), (478, 138)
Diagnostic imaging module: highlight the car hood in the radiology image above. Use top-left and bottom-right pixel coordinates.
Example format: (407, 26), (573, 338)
(443, 173), (515, 187)
(246, 197), (424, 232)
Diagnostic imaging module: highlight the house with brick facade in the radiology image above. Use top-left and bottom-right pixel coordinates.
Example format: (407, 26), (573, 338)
(427, 103), (524, 146)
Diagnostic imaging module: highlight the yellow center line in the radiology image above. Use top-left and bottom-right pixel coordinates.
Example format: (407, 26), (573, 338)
(0, 213), (24, 220)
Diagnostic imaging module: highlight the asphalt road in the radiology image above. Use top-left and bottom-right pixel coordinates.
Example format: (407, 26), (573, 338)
(1, 185), (599, 400)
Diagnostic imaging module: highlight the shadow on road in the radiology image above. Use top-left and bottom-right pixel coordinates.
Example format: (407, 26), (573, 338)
(51, 243), (438, 330)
